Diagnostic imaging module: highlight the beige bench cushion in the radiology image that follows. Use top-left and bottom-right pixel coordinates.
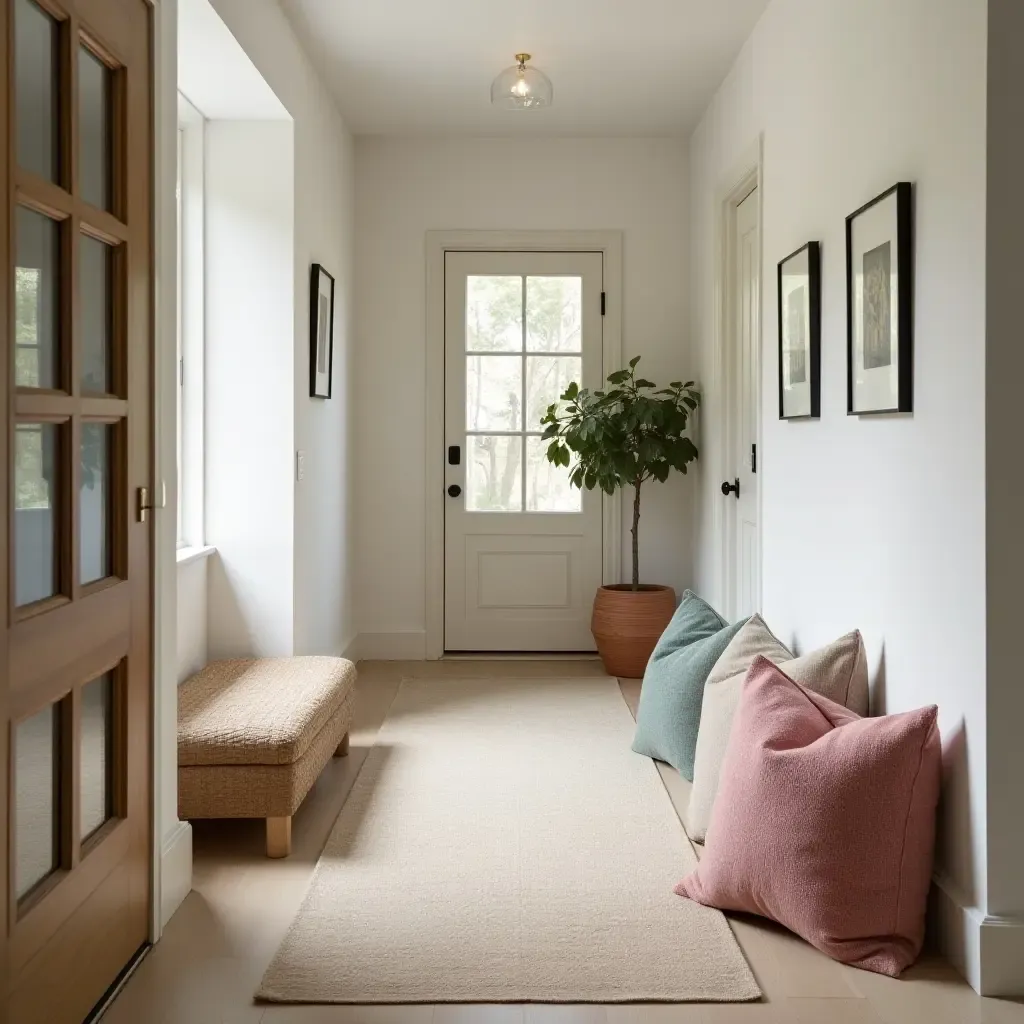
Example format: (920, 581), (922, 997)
(178, 657), (357, 767)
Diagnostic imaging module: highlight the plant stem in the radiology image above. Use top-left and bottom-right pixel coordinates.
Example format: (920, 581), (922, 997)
(631, 479), (641, 591)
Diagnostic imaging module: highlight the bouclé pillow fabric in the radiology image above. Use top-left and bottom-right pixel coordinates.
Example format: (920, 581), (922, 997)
(687, 624), (868, 842)
(676, 657), (941, 977)
(632, 591), (745, 780)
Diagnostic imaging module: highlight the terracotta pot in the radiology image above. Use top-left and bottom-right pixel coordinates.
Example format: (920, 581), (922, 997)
(591, 584), (676, 679)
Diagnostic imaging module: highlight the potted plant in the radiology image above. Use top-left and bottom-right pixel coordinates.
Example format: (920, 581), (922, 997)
(540, 357), (701, 677)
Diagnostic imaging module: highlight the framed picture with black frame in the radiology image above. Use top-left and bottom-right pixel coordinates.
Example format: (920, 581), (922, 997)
(777, 241), (821, 420)
(309, 263), (335, 399)
(846, 182), (913, 414)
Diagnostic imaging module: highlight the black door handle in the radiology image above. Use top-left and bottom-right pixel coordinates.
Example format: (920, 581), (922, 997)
(721, 478), (740, 498)
(447, 484), (462, 498)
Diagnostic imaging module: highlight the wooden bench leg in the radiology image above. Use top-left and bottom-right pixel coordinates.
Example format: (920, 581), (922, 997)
(266, 816), (292, 858)
(333, 732), (350, 758)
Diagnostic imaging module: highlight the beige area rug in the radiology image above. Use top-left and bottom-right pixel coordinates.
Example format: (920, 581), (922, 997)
(257, 675), (760, 1004)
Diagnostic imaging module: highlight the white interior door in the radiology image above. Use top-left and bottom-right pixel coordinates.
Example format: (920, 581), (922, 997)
(444, 251), (604, 651)
(725, 189), (760, 619)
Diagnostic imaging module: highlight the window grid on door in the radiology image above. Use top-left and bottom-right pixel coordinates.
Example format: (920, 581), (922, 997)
(10, 0), (129, 912)
(464, 274), (584, 514)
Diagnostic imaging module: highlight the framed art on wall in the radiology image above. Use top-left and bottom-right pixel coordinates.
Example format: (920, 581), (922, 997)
(310, 263), (335, 398)
(846, 182), (913, 414)
(778, 241), (821, 419)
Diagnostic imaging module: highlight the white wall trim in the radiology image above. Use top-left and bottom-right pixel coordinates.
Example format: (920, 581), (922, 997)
(159, 821), (193, 929)
(711, 139), (763, 619)
(424, 229), (624, 660)
(175, 543), (216, 567)
(357, 630), (428, 661)
(151, 0), (183, 944)
(931, 872), (1024, 996)
(339, 633), (361, 662)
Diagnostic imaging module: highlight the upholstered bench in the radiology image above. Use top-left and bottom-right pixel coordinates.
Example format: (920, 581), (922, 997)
(177, 657), (357, 858)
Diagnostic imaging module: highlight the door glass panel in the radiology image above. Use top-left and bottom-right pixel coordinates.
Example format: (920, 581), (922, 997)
(466, 355), (522, 432)
(81, 235), (113, 393)
(15, 423), (60, 607)
(526, 355), (582, 430)
(80, 423), (112, 584)
(526, 436), (582, 512)
(79, 47), (113, 211)
(81, 674), (114, 840)
(15, 704), (60, 900)
(526, 276), (582, 352)
(466, 276), (522, 352)
(15, 0), (60, 183)
(466, 435), (522, 512)
(15, 207), (61, 390)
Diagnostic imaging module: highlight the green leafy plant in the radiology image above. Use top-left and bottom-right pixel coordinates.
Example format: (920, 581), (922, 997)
(540, 356), (701, 590)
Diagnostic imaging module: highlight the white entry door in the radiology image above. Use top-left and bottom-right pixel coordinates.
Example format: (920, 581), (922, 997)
(725, 188), (761, 619)
(444, 251), (605, 651)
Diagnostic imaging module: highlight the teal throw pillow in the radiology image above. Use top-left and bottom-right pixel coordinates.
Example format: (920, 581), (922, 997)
(632, 590), (746, 781)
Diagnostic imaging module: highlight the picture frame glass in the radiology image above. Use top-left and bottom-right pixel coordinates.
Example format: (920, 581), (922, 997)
(780, 247), (812, 418)
(850, 190), (901, 413)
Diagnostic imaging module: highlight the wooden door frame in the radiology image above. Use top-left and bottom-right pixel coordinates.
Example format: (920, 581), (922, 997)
(0, 0), (10, 992)
(712, 140), (763, 621)
(424, 230), (623, 662)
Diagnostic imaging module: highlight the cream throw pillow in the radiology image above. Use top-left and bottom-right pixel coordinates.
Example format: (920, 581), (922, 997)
(687, 617), (869, 842)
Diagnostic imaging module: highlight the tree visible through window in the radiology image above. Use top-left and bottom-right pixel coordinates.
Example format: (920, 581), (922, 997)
(465, 275), (584, 513)
(15, 266), (42, 387)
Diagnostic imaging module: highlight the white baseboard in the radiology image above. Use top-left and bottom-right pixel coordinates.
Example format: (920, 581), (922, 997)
(160, 820), (193, 929)
(339, 633), (361, 662)
(356, 630), (427, 661)
(931, 872), (1024, 996)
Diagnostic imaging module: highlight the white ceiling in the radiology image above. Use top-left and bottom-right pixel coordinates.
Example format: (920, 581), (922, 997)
(278, 0), (769, 137)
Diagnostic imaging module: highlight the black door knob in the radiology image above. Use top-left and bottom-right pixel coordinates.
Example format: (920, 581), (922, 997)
(721, 478), (740, 498)
(447, 484), (462, 497)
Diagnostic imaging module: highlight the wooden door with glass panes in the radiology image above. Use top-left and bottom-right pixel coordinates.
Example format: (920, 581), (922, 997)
(2, 0), (153, 1021)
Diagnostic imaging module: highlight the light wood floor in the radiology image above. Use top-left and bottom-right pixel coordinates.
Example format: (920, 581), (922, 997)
(101, 661), (1023, 1024)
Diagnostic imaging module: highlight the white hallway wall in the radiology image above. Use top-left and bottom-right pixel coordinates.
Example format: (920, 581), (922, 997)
(355, 137), (692, 655)
(689, 0), (1019, 994)
(208, 0), (357, 657)
(205, 120), (296, 658)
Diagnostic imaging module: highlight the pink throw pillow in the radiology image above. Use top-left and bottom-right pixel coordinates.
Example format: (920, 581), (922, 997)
(675, 656), (941, 976)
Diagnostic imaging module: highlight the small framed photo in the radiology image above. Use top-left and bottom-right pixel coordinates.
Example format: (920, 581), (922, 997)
(309, 263), (335, 399)
(777, 241), (821, 420)
(846, 182), (913, 414)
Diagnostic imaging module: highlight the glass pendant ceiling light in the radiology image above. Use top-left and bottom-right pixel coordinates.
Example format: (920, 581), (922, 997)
(490, 53), (553, 109)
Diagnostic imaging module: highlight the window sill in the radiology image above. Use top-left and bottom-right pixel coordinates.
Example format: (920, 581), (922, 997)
(176, 544), (216, 567)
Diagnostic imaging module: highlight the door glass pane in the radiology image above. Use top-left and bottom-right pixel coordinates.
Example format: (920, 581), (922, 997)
(80, 424), (112, 584)
(15, 423), (60, 607)
(466, 355), (522, 431)
(466, 435), (522, 512)
(526, 436), (582, 512)
(81, 235), (113, 393)
(81, 673), (114, 840)
(526, 277), (582, 352)
(526, 355), (582, 430)
(15, 0), (60, 183)
(79, 48), (113, 211)
(15, 704), (60, 900)
(466, 276), (522, 352)
(15, 207), (61, 389)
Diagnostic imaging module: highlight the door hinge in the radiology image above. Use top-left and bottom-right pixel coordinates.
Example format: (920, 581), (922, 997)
(137, 483), (167, 523)
(600, 291), (606, 316)
(751, 443), (757, 474)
